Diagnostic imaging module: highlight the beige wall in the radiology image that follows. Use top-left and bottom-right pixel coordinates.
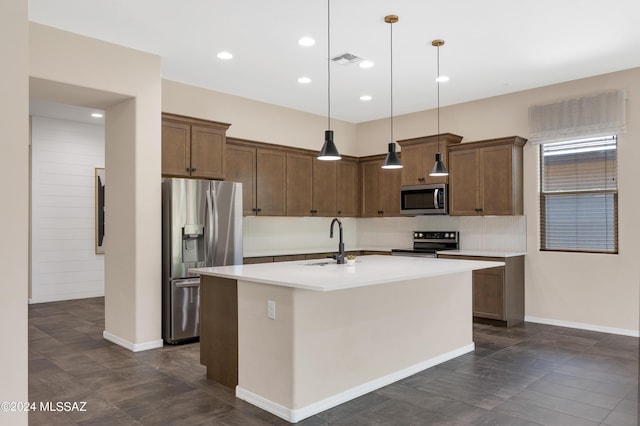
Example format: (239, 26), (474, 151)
(359, 68), (640, 333)
(29, 23), (163, 348)
(0, 0), (28, 423)
(162, 79), (359, 155)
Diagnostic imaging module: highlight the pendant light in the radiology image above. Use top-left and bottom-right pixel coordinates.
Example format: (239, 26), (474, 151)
(382, 15), (402, 170)
(318, 0), (341, 161)
(429, 39), (449, 176)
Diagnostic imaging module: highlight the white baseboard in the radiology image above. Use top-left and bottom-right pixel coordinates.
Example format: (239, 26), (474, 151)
(102, 331), (164, 352)
(525, 316), (639, 338)
(236, 342), (475, 423)
(29, 290), (105, 304)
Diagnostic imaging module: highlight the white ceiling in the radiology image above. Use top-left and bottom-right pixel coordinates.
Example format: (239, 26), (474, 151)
(28, 0), (640, 124)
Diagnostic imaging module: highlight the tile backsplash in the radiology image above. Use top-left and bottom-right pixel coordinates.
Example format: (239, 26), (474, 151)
(243, 215), (526, 257)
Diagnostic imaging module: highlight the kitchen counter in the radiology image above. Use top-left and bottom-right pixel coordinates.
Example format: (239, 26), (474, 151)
(437, 249), (527, 258)
(192, 255), (503, 291)
(193, 255), (503, 422)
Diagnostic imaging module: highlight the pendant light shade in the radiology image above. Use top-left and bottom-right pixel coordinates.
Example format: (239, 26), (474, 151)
(429, 39), (448, 177)
(318, 130), (340, 160)
(317, 0), (341, 161)
(430, 152), (448, 176)
(382, 15), (402, 170)
(382, 143), (402, 169)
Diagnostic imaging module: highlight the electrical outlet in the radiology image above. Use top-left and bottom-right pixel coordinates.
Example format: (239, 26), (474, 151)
(267, 300), (276, 320)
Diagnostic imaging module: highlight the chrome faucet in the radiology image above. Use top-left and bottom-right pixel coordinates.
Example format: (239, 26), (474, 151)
(330, 218), (345, 264)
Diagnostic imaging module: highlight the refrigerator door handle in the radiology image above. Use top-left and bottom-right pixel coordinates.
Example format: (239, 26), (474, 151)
(174, 278), (200, 288)
(205, 186), (219, 266)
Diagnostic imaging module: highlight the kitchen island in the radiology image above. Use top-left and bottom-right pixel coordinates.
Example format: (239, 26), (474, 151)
(192, 255), (503, 423)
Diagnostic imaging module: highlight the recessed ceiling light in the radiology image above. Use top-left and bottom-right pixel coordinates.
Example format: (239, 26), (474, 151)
(298, 37), (315, 47)
(91, 112), (103, 118)
(217, 51), (233, 60)
(359, 60), (374, 69)
(298, 77), (312, 84)
(436, 75), (450, 82)
(360, 95), (372, 101)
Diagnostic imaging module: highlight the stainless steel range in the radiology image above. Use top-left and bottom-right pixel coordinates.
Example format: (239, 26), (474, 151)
(391, 231), (459, 258)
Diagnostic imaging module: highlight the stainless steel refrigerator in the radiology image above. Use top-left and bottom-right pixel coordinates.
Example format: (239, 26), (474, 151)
(162, 178), (242, 344)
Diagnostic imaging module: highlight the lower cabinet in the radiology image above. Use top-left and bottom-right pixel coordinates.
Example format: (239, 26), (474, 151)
(438, 254), (524, 327)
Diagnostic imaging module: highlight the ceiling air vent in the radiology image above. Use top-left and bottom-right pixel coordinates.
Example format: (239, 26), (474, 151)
(331, 52), (362, 65)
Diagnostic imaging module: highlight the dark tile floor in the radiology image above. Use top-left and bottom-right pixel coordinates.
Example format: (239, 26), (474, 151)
(28, 297), (638, 425)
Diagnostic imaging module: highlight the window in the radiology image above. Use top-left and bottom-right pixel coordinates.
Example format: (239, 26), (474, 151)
(540, 136), (618, 253)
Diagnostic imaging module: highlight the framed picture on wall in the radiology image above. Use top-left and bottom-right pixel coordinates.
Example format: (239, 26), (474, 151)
(95, 168), (105, 254)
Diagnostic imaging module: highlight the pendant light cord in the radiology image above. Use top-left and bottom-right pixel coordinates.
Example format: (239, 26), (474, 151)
(436, 43), (440, 152)
(327, 0), (331, 131)
(390, 20), (394, 145)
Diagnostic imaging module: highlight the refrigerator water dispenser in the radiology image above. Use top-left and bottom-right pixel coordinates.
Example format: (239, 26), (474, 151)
(182, 224), (204, 263)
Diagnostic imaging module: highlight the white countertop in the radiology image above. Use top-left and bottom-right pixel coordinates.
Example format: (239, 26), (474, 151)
(437, 249), (527, 258)
(244, 247), (390, 257)
(191, 255), (504, 292)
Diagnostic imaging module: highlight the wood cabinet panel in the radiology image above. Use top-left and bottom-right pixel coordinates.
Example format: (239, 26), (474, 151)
(226, 144), (256, 216)
(286, 153), (313, 216)
(448, 136), (526, 216)
(161, 120), (191, 177)
(336, 159), (358, 217)
(448, 149), (480, 215)
(360, 156), (401, 217)
(190, 125), (225, 179)
(361, 160), (382, 217)
(472, 267), (505, 320)
(312, 159), (337, 217)
(256, 149), (286, 216)
(161, 114), (230, 179)
(481, 144), (514, 215)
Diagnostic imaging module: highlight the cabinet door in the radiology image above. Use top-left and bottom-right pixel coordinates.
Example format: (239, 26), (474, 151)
(360, 160), (382, 217)
(473, 267), (505, 320)
(400, 144), (425, 185)
(190, 125), (225, 179)
(226, 144), (256, 216)
(381, 167), (401, 216)
(161, 120), (191, 177)
(480, 145), (514, 215)
(448, 149), (481, 216)
(336, 160), (357, 217)
(313, 159), (337, 217)
(286, 153), (313, 216)
(256, 149), (286, 216)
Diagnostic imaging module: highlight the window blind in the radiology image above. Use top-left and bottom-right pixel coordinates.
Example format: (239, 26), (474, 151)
(529, 90), (626, 145)
(540, 136), (618, 253)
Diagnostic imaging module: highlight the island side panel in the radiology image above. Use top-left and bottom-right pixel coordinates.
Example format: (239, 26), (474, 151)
(237, 280), (296, 408)
(236, 271), (473, 412)
(200, 275), (238, 388)
(293, 271), (473, 408)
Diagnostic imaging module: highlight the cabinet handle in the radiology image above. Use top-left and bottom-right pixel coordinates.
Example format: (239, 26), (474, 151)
(191, 168), (196, 172)
(257, 208), (262, 212)
(252, 208), (257, 212)
(337, 210), (342, 215)
(186, 168), (191, 172)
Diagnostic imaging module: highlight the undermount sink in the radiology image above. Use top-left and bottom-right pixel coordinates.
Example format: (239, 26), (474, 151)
(304, 260), (336, 266)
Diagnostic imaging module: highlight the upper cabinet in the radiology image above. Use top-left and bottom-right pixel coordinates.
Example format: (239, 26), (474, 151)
(360, 155), (401, 217)
(226, 138), (357, 217)
(162, 113), (230, 180)
(397, 133), (463, 186)
(226, 139), (286, 216)
(448, 136), (527, 216)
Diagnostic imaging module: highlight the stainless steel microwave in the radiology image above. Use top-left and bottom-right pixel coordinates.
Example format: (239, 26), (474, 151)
(400, 183), (448, 215)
